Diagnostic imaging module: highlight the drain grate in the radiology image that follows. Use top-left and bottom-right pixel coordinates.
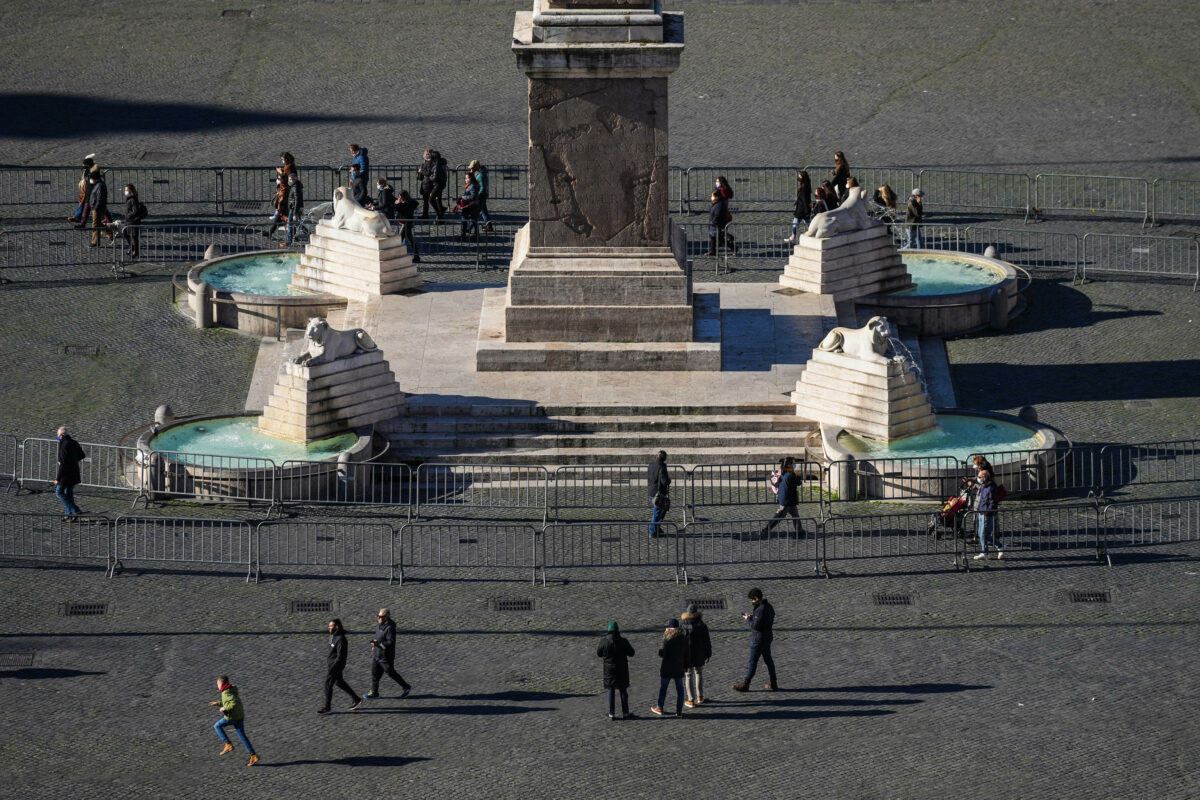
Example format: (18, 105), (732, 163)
(58, 344), (103, 356)
(221, 9), (252, 17)
(1069, 591), (1110, 603)
(458, 538), (479, 544)
(230, 200), (264, 210)
(492, 598), (535, 612)
(63, 602), (108, 617)
(873, 593), (913, 606)
(0, 652), (35, 667)
(1123, 399), (1156, 410)
(687, 598), (727, 611)
(599, 537), (623, 543)
(139, 151), (178, 162)
(289, 600), (332, 614)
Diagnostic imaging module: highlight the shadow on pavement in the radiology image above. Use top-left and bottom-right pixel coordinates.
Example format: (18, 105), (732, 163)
(355, 704), (556, 716)
(423, 690), (590, 702)
(262, 755), (431, 768)
(0, 668), (106, 679)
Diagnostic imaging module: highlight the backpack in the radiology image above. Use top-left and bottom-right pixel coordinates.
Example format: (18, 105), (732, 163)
(137, 201), (149, 219)
(995, 484), (1007, 504)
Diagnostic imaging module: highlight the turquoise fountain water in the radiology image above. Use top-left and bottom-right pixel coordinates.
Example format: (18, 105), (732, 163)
(151, 416), (358, 465)
(894, 253), (1006, 296)
(837, 414), (1044, 460)
(200, 253), (304, 296)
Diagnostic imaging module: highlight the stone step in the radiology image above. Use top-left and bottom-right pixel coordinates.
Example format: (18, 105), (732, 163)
(389, 446), (813, 468)
(394, 401), (798, 418)
(383, 429), (810, 452)
(381, 414), (811, 435)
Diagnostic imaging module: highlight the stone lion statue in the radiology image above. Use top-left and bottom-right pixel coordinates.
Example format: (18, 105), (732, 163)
(330, 186), (392, 239)
(292, 317), (379, 367)
(817, 315), (892, 364)
(804, 185), (874, 239)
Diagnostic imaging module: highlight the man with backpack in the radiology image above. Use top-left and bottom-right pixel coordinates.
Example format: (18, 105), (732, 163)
(973, 467), (1004, 560)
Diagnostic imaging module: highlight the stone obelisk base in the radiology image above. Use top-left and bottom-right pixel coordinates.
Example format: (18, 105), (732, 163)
(289, 220), (419, 303)
(780, 226), (912, 300)
(791, 349), (938, 442)
(256, 350), (404, 443)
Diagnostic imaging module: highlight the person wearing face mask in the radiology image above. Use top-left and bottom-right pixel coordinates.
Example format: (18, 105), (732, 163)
(972, 466), (1004, 560)
(452, 175), (480, 241)
(121, 184), (147, 259)
(52, 426), (86, 518)
(417, 148), (447, 221)
(348, 164), (369, 208)
(347, 143), (369, 185)
(370, 178), (397, 220)
(87, 171), (113, 247)
(467, 160), (492, 232)
(395, 189), (420, 263)
(265, 175), (288, 239)
(282, 173), (304, 246)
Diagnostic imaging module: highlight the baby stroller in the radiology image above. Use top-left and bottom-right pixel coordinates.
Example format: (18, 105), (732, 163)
(928, 477), (976, 539)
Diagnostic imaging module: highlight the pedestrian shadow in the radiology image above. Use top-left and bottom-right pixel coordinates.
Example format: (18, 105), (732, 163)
(685, 708), (898, 721)
(712, 697), (922, 708)
(355, 704), (556, 716)
(0, 668), (106, 680)
(789, 682), (991, 694)
(422, 690), (590, 702)
(261, 755), (431, 768)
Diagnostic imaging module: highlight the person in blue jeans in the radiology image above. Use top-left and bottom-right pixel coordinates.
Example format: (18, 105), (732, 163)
(732, 588), (777, 692)
(647, 450), (670, 538)
(973, 467), (1004, 560)
(53, 426), (85, 518)
(209, 675), (259, 766)
(650, 619), (687, 717)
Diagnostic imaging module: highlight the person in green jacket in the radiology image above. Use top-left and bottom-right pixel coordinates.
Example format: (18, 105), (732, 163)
(209, 675), (259, 766)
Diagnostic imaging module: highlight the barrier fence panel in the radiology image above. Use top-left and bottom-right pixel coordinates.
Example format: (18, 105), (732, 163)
(965, 226), (1081, 273)
(681, 518), (819, 578)
(551, 465), (686, 522)
(113, 223), (256, 267)
(1099, 440), (1200, 495)
(415, 464), (548, 521)
(1151, 178), (1200, 223)
(825, 457), (961, 503)
(804, 165), (919, 207)
(19, 437), (141, 494)
(399, 522), (537, 585)
(217, 166), (339, 214)
(111, 516), (252, 579)
(254, 520), (396, 583)
(685, 167), (799, 213)
(961, 445), (1098, 499)
(276, 459), (411, 517)
(884, 222), (964, 251)
(399, 219), (519, 269)
(1, 433), (18, 490)
(106, 167), (223, 214)
(0, 512), (111, 568)
(1100, 499), (1199, 549)
(686, 462), (822, 524)
(453, 163), (529, 207)
(916, 169), (1031, 217)
(964, 504), (1100, 567)
(0, 227), (120, 271)
(1034, 174), (1150, 225)
(372, 164), (429, 203)
(0, 166), (88, 209)
(140, 450), (278, 507)
(1081, 233), (1199, 288)
(540, 521), (682, 584)
(669, 166), (686, 214)
(821, 511), (958, 572)
(722, 222), (792, 262)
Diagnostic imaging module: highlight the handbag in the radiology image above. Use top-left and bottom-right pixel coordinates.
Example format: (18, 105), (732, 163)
(653, 493), (671, 513)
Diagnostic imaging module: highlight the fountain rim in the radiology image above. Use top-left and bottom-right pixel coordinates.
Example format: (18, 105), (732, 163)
(873, 249), (1017, 300)
(188, 249), (341, 301)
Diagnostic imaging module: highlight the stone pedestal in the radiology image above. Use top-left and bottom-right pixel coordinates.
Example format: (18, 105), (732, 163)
(780, 226), (912, 300)
(791, 349), (938, 442)
(256, 350), (404, 443)
(478, 1), (713, 371)
(290, 219), (419, 303)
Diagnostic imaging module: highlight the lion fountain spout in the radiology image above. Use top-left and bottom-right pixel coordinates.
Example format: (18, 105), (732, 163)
(792, 316), (938, 443)
(256, 317), (404, 444)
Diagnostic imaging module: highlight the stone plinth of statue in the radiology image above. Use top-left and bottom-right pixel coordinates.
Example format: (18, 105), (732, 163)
(779, 187), (913, 300)
(256, 318), (404, 443)
(791, 316), (937, 442)
(478, 1), (719, 371)
(289, 187), (419, 303)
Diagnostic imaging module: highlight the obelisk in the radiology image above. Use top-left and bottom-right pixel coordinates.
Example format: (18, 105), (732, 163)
(476, 0), (719, 371)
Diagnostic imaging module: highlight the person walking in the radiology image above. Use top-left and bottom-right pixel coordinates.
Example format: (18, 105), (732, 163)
(903, 188), (925, 249)
(680, 604), (712, 708)
(53, 426), (85, 518)
(121, 184), (147, 259)
(596, 620), (635, 720)
(371, 178), (397, 220)
(395, 188), (421, 263)
(319, 618), (362, 714)
(363, 608), (412, 700)
(706, 189), (731, 256)
(348, 143), (369, 185)
(87, 170), (113, 247)
(830, 150), (851, 201)
(70, 154), (98, 226)
(348, 163), (370, 208)
(973, 467), (1004, 560)
(789, 171), (812, 244)
(732, 588), (777, 692)
(418, 148), (447, 221)
(452, 175), (480, 240)
(647, 450), (671, 538)
(265, 174), (288, 239)
(760, 457), (801, 538)
(467, 160), (493, 231)
(650, 618), (688, 717)
(282, 173), (303, 246)
(208, 675), (259, 766)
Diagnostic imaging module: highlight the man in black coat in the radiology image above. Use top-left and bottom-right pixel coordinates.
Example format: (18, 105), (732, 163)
(761, 456), (802, 538)
(283, 174), (304, 246)
(418, 148), (447, 220)
(680, 604), (712, 707)
(319, 619), (361, 714)
(87, 172), (113, 246)
(348, 164), (369, 208)
(596, 620), (635, 720)
(53, 426), (85, 518)
(732, 587), (777, 692)
(395, 189), (421, 263)
(362, 608), (411, 700)
(647, 450), (670, 538)
(652, 619), (688, 717)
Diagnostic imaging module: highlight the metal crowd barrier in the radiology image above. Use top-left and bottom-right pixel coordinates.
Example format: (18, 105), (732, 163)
(1151, 178), (1200, 224)
(0, 227), (121, 273)
(1100, 498), (1199, 551)
(884, 222), (965, 251)
(822, 510), (958, 574)
(684, 166), (799, 213)
(254, 520), (396, 583)
(1034, 173), (1151, 227)
(965, 226), (1083, 274)
(277, 459), (412, 518)
(453, 163), (529, 205)
(960, 503), (1102, 570)
(680, 517), (819, 581)
(540, 521), (683, 585)
(551, 465), (686, 523)
(113, 223), (258, 268)
(110, 515), (253, 580)
(804, 165), (919, 207)
(1099, 440), (1199, 496)
(399, 521), (538, 585)
(1081, 233), (1199, 289)
(915, 169), (1031, 218)
(825, 456), (962, 503)
(215, 166), (339, 215)
(686, 462), (822, 524)
(19, 437), (141, 494)
(414, 463), (549, 523)
(136, 449), (278, 510)
(1, 433), (19, 491)
(0, 511), (112, 570)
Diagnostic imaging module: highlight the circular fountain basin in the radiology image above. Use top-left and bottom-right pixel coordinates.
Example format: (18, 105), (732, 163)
(857, 250), (1021, 336)
(185, 251), (345, 337)
(820, 410), (1059, 501)
(136, 414), (378, 503)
